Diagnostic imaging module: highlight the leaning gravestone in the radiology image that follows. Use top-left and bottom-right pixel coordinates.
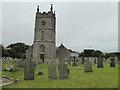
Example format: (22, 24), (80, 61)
(110, 57), (115, 67)
(24, 59), (34, 80)
(58, 61), (68, 79)
(48, 61), (57, 79)
(97, 56), (104, 68)
(84, 57), (93, 72)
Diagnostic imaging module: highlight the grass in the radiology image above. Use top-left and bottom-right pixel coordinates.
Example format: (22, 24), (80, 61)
(2, 63), (118, 88)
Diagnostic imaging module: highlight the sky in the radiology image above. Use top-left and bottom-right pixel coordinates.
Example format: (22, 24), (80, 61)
(1, 2), (118, 53)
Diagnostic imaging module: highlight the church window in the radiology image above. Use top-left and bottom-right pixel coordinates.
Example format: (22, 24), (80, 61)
(40, 45), (45, 52)
(42, 20), (45, 25)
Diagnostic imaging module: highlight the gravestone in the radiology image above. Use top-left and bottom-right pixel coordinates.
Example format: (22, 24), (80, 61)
(106, 58), (110, 63)
(58, 61), (68, 79)
(97, 56), (104, 68)
(84, 57), (93, 72)
(114, 57), (118, 64)
(103, 58), (106, 62)
(72, 56), (77, 66)
(77, 57), (82, 65)
(48, 61), (57, 79)
(24, 59), (34, 80)
(82, 57), (85, 64)
(110, 57), (115, 67)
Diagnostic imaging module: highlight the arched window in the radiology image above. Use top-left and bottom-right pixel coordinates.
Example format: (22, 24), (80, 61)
(42, 20), (45, 25)
(40, 45), (45, 52)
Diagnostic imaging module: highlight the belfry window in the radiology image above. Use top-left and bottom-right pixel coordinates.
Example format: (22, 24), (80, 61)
(42, 20), (45, 25)
(40, 45), (45, 52)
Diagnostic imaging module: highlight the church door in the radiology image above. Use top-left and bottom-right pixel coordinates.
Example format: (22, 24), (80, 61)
(40, 54), (44, 63)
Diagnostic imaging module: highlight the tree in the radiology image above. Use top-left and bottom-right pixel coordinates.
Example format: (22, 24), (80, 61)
(92, 50), (103, 57)
(2, 42), (30, 59)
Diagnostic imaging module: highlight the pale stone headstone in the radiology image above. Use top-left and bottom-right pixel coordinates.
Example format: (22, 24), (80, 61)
(77, 57), (82, 65)
(48, 61), (57, 79)
(84, 57), (93, 72)
(114, 57), (118, 64)
(106, 58), (110, 63)
(24, 59), (34, 80)
(97, 56), (104, 68)
(110, 57), (115, 67)
(58, 61), (68, 79)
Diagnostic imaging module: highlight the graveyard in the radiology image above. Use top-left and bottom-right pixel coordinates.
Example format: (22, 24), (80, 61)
(1, 57), (118, 88)
(1, 3), (119, 89)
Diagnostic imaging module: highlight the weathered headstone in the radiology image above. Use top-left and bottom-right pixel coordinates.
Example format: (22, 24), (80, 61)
(24, 59), (34, 80)
(48, 61), (57, 79)
(84, 57), (93, 72)
(58, 61), (68, 79)
(110, 57), (115, 67)
(114, 57), (118, 64)
(97, 56), (104, 68)
(77, 57), (82, 65)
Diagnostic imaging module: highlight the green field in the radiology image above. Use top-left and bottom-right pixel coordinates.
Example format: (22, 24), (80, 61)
(2, 63), (118, 88)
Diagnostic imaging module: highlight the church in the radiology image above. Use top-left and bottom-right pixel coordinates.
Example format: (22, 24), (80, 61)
(26, 4), (72, 64)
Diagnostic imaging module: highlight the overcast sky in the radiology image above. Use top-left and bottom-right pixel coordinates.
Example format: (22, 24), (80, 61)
(1, 2), (118, 53)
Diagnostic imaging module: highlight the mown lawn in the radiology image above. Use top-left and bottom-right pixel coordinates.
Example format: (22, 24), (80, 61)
(2, 63), (118, 88)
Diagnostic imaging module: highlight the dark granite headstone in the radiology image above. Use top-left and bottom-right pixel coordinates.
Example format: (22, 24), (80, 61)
(84, 57), (93, 72)
(97, 56), (104, 68)
(110, 57), (115, 67)
(48, 61), (57, 79)
(24, 59), (34, 80)
(58, 61), (68, 79)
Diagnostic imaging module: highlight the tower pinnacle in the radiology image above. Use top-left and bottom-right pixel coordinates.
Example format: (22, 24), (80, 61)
(50, 4), (53, 12)
(37, 5), (39, 12)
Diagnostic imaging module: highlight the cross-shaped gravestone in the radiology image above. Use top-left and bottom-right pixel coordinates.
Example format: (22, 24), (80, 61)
(72, 56), (77, 66)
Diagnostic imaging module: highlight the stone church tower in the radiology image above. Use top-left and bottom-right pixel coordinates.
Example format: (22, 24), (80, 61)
(26, 4), (56, 63)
